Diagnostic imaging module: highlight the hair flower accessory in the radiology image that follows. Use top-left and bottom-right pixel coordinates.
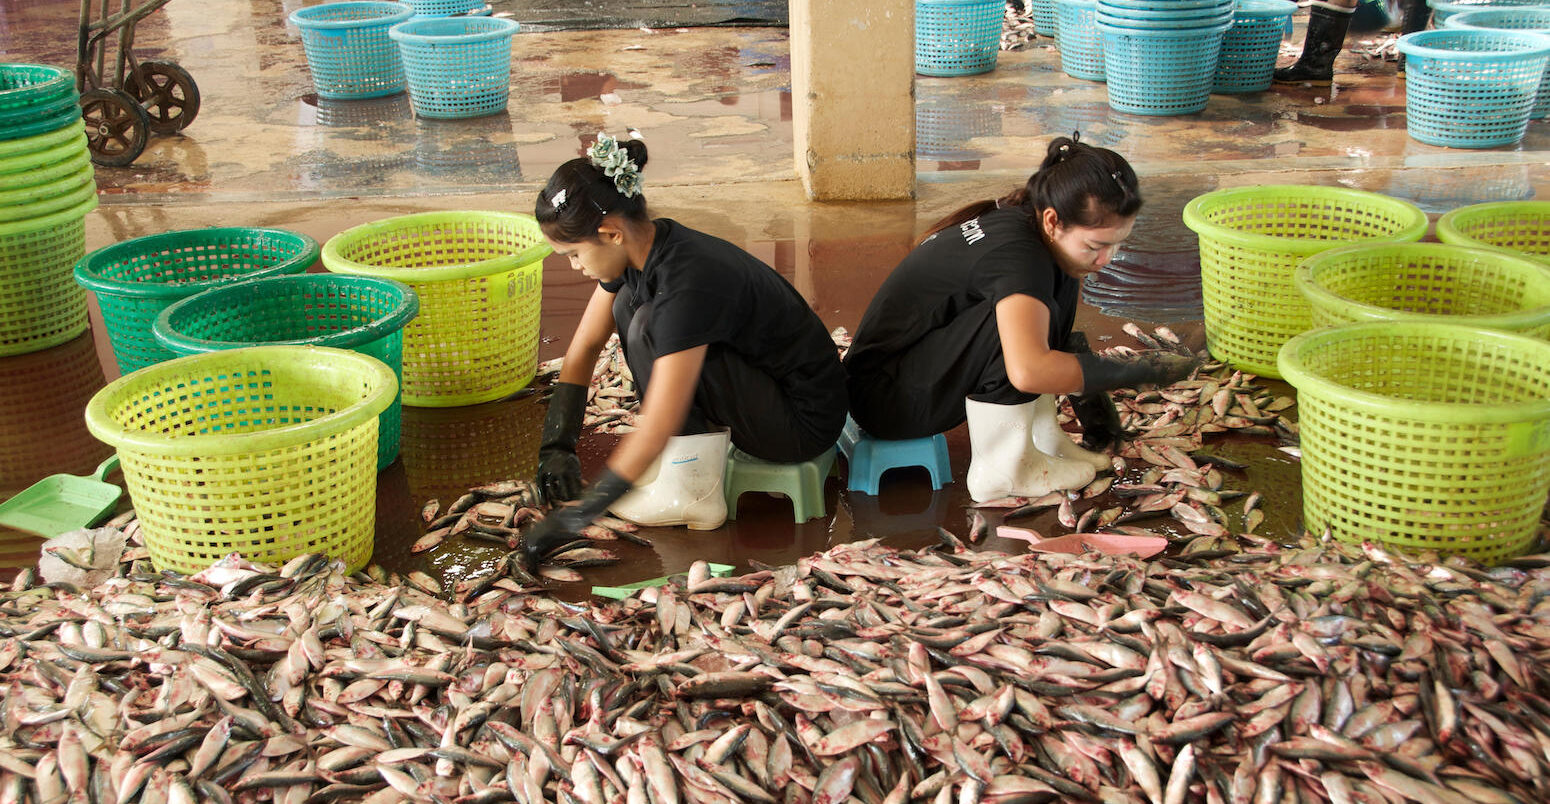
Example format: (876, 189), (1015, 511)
(587, 132), (643, 198)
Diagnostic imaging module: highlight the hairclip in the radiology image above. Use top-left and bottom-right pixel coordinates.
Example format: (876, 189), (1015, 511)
(1111, 171), (1122, 182)
(588, 132), (643, 198)
(548, 188), (568, 210)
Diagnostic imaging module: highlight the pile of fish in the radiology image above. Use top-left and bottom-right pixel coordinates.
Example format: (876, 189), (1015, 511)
(1001, 1), (1044, 52)
(3, 531), (1549, 803)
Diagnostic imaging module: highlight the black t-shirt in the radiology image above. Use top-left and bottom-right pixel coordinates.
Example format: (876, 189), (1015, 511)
(843, 207), (1078, 374)
(610, 218), (846, 410)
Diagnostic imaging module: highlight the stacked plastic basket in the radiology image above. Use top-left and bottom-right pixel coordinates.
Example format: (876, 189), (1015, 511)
(1097, 0), (1234, 114)
(1055, 0), (1106, 81)
(1397, 28), (1550, 147)
(0, 64), (98, 357)
(1446, 8), (1550, 119)
(1214, 0), (1297, 93)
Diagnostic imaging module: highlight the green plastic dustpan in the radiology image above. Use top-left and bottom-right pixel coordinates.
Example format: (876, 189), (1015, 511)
(0, 455), (122, 537)
(591, 563), (734, 600)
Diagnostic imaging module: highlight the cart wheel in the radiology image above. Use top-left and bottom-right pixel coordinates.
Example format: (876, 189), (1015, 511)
(125, 61), (200, 134)
(80, 88), (151, 167)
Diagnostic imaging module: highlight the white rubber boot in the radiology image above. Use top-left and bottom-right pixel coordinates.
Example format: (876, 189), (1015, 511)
(1028, 394), (1113, 472)
(965, 397), (1097, 503)
(609, 430), (730, 530)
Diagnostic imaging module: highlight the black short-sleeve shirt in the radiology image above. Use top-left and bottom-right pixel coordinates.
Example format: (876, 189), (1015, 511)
(611, 219), (846, 411)
(843, 207), (1078, 374)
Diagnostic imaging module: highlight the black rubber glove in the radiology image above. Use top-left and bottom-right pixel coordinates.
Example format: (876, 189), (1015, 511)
(1075, 350), (1201, 394)
(518, 470), (632, 572)
(1063, 332), (1129, 450)
(536, 382), (587, 504)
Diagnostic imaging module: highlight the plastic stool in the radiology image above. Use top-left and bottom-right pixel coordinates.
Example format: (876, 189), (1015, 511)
(837, 415), (952, 495)
(724, 447), (836, 523)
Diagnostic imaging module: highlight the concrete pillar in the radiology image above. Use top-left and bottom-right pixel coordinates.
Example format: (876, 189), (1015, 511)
(791, 0), (916, 200)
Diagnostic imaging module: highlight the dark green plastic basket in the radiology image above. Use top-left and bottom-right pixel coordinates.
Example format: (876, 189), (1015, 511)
(152, 274), (418, 470)
(74, 227), (320, 374)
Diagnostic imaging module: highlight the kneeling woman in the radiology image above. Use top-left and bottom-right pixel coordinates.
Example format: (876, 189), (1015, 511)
(844, 136), (1197, 504)
(522, 133), (847, 565)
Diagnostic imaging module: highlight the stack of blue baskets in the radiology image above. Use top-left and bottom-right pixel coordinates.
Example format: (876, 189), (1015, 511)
(1097, 0), (1235, 114)
(1397, 28), (1550, 148)
(289, 1), (414, 100)
(917, 0), (1005, 75)
(1214, 0), (1297, 93)
(1446, 8), (1550, 119)
(1055, 0), (1106, 81)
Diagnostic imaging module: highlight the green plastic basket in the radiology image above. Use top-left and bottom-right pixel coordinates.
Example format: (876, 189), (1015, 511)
(0, 118), (85, 159)
(0, 64), (75, 114)
(1296, 243), (1550, 338)
(1279, 322), (1550, 564)
(1183, 185), (1429, 377)
(0, 163), (95, 222)
(83, 345), (397, 574)
(0, 196), (97, 357)
(73, 227), (320, 375)
(153, 274), (419, 471)
(322, 211), (550, 407)
(1436, 201), (1550, 266)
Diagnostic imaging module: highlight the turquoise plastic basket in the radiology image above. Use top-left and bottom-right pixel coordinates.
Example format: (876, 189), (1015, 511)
(389, 16), (519, 119)
(1214, 0), (1296, 93)
(289, 1), (413, 100)
(1447, 8), (1550, 118)
(73, 228), (320, 375)
(917, 0), (1004, 76)
(407, 0), (483, 16)
(1100, 23), (1230, 115)
(153, 275), (419, 470)
(1055, 0), (1106, 81)
(1397, 29), (1550, 148)
(1429, 0), (1550, 26)
(1032, 0), (1059, 35)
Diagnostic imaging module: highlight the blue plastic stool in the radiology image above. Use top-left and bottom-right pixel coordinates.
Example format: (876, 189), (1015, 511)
(724, 447), (836, 523)
(836, 416), (952, 495)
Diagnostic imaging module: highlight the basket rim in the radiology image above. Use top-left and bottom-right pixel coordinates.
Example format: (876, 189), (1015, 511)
(1182, 184), (1429, 254)
(0, 64), (75, 105)
(1233, 0), (1297, 18)
(1097, 19), (1234, 34)
(152, 275), (421, 355)
(0, 119), (84, 159)
(1396, 28), (1550, 59)
(321, 210), (552, 282)
(1430, 0), (1549, 11)
(73, 227), (322, 299)
(1447, 7), (1550, 29)
(1294, 242), (1550, 330)
(0, 195), (96, 238)
(288, 1), (413, 29)
(388, 15), (519, 43)
(0, 132), (89, 177)
(1277, 321), (1550, 423)
(1436, 199), (1550, 244)
(84, 345), (399, 457)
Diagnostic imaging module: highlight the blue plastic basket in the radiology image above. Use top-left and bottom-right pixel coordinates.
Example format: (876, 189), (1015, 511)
(1100, 23), (1230, 114)
(1032, 0), (1060, 35)
(1447, 9), (1550, 118)
(407, 0), (482, 16)
(1056, 0), (1107, 80)
(1214, 0), (1296, 93)
(389, 16), (519, 118)
(1397, 29), (1550, 148)
(289, 2), (413, 100)
(1430, 0), (1550, 26)
(917, 0), (1003, 76)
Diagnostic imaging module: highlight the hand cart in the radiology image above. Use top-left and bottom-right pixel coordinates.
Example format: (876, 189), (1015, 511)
(77, 0), (201, 166)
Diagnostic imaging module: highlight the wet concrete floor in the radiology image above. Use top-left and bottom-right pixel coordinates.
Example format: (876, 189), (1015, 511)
(1, 0), (1548, 588)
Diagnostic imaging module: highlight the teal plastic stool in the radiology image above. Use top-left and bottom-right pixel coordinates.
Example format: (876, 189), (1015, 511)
(837, 415), (952, 495)
(724, 446), (836, 522)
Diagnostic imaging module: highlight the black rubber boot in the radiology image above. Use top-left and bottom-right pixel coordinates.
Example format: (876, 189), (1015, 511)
(1273, 4), (1356, 86)
(1396, 0), (1430, 76)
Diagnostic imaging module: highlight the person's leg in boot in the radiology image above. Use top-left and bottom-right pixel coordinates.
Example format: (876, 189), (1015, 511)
(1395, 0), (1429, 76)
(1027, 395), (1112, 472)
(965, 397), (1097, 503)
(1274, 0), (1356, 86)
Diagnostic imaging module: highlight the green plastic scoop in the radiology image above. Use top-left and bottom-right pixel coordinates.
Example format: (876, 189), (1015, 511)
(592, 562), (735, 600)
(0, 455), (122, 537)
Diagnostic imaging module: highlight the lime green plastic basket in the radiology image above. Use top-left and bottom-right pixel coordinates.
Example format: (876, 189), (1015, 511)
(73, 227), (320, 375)
(321, 211), (550, 407)
(84, 345), (397, 574)
(1296, 243), (1550, 338)
(1435, 201), (1550, 266)
(152, 274), (420, 471)
(1278, 322), (1550, 564)
(0, 196), (97, 357)
(1183, 185), (1429, 378)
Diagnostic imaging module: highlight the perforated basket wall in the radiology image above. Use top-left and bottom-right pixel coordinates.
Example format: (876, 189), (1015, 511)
(0, 198), (95, 357)
(1447, 8), (1550, 118)
(1100, 24), (1229, 115)
(321, 211), (549, 407)
(1296, 243), (1550, 338)
(153, 275), (419, 470)
(408, 0), (483, 16)
(1396, 29), (1550, 148)
(1278, 323), (1550, 564)
(83, 346), (398, 574)
(1429, 0), (1550, 26)
(1182, 185), (1428, 377)
(917, 0), (1004, 75)
(289, 2), (413, 100)
(1055, 0), (1106, 81)
(1032, 0), (1060, 35)
(1214, 1), (1296, 93)
(1436, 200), (1550, 265)
(73, 227), (320, 375)
(390, 16), (519, 118)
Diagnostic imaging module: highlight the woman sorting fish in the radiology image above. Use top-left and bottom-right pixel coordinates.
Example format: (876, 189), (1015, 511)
(844, 135), (1199, 504)
(519, 131), (847, 568)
